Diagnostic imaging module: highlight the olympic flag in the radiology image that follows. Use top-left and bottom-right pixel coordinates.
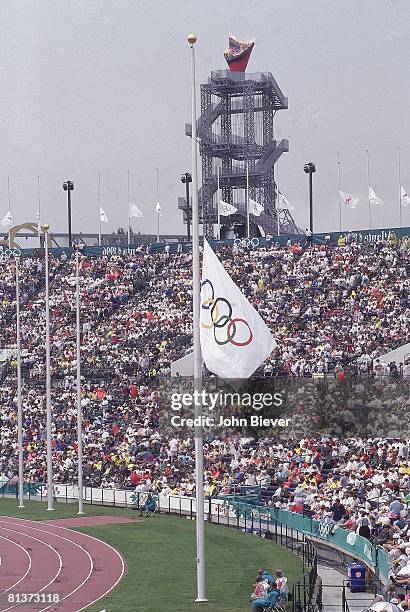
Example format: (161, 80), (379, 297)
(200, 239), (276, 379)
(248, 198), (264, 216)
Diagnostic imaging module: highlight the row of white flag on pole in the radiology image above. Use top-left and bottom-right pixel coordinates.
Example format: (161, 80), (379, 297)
(98, 202), (162, 225)
(218, 191), (294, 217)
(0, 202), (163, 229)
(339, 186), (410, 209)
(217, 186), (410, 218)
(2, 187), (410, 229)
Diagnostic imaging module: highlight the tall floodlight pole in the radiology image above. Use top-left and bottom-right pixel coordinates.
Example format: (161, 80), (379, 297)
(304, 162), (316, 235)
(188, 32), (206, 604)
(75, 245), (85, 514)
(181, 172), (192, 241)
(63, 181), (74, 247)
(43, 224), (54, 511)
(15, 254), (25, 508)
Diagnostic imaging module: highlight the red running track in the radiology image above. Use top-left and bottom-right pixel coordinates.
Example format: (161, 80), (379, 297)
(0, 516), (127, 611)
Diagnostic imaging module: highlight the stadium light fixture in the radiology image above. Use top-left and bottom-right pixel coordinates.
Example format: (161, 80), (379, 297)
(304, 162), (316, 235)
(181, 172), (192, 241)
(63, 181), (75, 247)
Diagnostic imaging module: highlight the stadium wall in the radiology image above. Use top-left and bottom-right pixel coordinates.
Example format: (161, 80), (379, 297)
(1, 225), (409, 257)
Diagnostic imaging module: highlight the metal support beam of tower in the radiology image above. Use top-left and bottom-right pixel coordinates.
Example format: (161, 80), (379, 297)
(194, 69), (300, 238)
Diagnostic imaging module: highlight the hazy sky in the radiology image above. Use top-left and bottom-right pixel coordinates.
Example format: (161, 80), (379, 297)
(0, 0), (409, 239)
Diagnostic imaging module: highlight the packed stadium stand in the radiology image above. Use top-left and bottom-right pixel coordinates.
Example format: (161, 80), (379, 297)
(1, 236), (410, 599)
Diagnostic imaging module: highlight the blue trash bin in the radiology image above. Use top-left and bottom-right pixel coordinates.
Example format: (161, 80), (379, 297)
(348, 563), (366, 593)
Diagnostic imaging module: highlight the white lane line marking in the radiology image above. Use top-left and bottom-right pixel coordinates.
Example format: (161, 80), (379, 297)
(0, 535), (31, 595)
(2, 517), (126, 612)
(0, 527), (62, 612)
(39, 521), (126, 612)
(0, 519), (94, 612)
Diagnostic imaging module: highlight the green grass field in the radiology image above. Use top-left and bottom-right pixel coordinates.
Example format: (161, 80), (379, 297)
(0, 499), (303, 611)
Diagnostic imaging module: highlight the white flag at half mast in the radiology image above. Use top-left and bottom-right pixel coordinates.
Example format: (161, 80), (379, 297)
(369, 187), (384, 206)
(339, 191), (359, 209)
(277, 191), (295, 211)
(200, 239), (276, 379)
(401, 186), (410, 207)
(1, 211), (12, 227)
(129, 202), (144, 218)
(99, 206), (108, 223)
(219, 200), (238, 216)
(248, 197), (264, 217)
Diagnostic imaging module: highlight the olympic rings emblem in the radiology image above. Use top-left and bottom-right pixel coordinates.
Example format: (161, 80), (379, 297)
(233, 237), (259, 248)
(0, 248), (21, 263)
(200, 279), (253, 347)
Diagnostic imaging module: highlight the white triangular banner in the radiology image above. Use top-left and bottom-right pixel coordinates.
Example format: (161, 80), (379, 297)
(129, 202), (143, 218)
(277, 191), (295, 211)
(339, 191), (359, 209)
(99, 206), (108, 223)
(219, 200), (238, 216)
(1, 210), (12, 227)
(248, 198), (264, 217)
(369, 187), (384, 206)
(401, 186), (410, 207)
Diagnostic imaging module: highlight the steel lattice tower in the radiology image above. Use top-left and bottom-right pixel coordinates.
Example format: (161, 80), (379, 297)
(197, 69), (299, 238)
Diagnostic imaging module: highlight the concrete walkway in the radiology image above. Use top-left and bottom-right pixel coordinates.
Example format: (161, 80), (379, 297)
(319, 564), (376, 611)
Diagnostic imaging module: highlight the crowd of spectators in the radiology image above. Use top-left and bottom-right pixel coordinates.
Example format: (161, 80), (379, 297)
(250, 569), (288, 611)
(0, 236), (409, 596)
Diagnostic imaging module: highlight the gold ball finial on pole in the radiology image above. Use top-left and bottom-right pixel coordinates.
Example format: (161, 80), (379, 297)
(42, 223), (49, 232)
(187, 33), (197, 46)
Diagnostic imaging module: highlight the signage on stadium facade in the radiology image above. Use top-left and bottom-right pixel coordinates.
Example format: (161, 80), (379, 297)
(4, 225), (409, 257)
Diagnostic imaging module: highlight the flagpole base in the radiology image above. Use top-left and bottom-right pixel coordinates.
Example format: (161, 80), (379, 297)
(195, 598), (208, 603)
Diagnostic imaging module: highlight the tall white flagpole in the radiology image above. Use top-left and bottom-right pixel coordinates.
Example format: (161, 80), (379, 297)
(398, 146), (403, 228)
(246, 163), (250, 238)
(7, 176), (11, 248)
(217, 165), (221, 240)
(37, 176), (42, 248)
(43, 224), (54, 511)
(366, 148), (372, 230)
(75, 245), (84, 514)
(98, 171), (102, 246)
(16, 255), (25, 509)
(338, 152), (342, 232)
(127, 169), (131, 244)
(156, 167), (160, 243)
(275, 165), (280, 236)
(188, 32), (206, 604)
